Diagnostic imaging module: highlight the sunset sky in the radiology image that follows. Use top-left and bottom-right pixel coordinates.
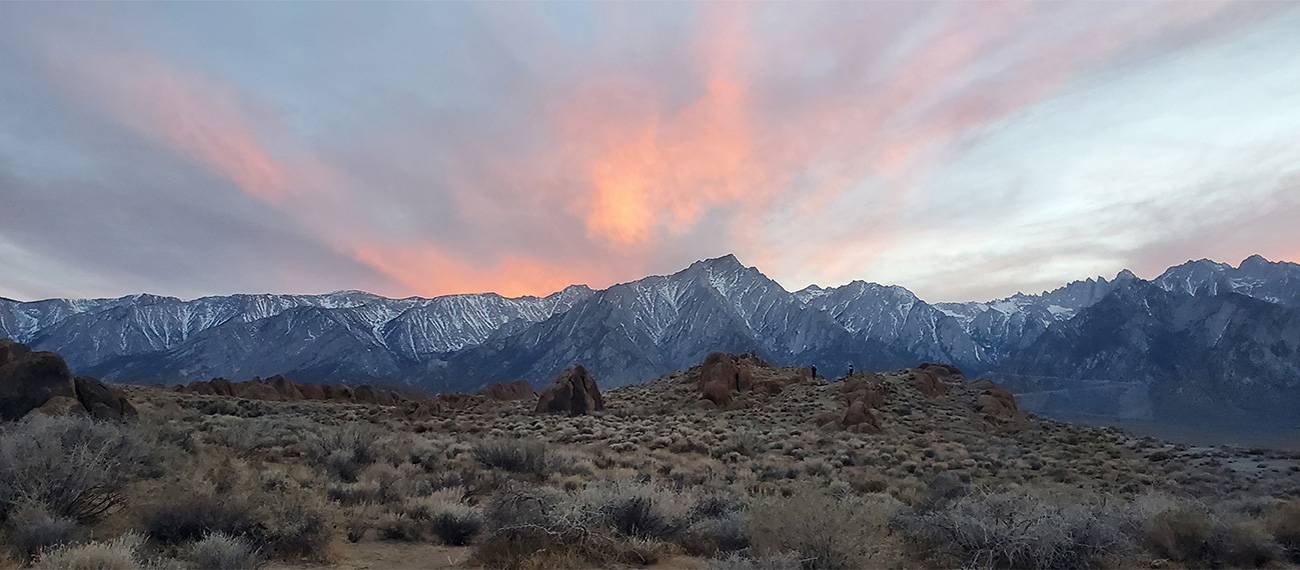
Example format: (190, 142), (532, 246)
(2, 2), (1298, 303)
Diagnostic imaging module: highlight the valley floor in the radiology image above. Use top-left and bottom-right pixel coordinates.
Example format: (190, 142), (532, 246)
(5, 361), (1300, 569)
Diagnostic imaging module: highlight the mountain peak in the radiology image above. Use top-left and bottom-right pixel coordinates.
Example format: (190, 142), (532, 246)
(695, 253), (744, 270)
(1115, 269), (1139, 281)
(1240, 254), (1271, 270)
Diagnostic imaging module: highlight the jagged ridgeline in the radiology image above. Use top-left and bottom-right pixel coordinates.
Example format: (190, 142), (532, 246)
(3, 254), (1299, 428)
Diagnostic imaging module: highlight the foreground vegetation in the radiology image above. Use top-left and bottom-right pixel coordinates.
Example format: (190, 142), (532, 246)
(3, 364), (1300, 569)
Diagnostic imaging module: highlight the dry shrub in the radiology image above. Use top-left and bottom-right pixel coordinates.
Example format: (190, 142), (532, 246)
(747, 489), (902, 570)
(579, 480), (695, 541)
(472, 485), (668, 569)
(1268, 498), (1300, 562)
(186, 532), (262, 570)
(472, 440), (551, 476)
(428, 504), (484, 546)
(1144, 503), (1212, 563)
(0, 415), (146, 523)
(33, 533), (146, 570)
(5, 500), (83, 560)
(142, 496), (262, 546)
(894, 487), (1129, 569)
(301, 424), (381, 482)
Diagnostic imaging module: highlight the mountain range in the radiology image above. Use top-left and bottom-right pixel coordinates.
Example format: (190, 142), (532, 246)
(3, 254), (1298, 427)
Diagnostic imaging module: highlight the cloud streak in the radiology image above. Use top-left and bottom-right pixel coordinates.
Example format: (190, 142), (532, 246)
(1, 1), (1296, 302)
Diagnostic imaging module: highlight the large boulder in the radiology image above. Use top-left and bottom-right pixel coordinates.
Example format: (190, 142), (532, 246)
(476, 380), (538, 401)
(183, 380), (217, 396)
(209, 377), (236, 397)
(74, 376), (137, 421)
(911, 363), (963, 397)
(352, 385), (378, 404)
(818, 373), (887, 432)
(0, 338), (32, 366)
(0, 345), (78, 421)
(694, 353), (762, 408)
(697, 353), (755, 393)
(298, 382), (327, 400)
(1, 340), (134, 422)
(235, 379), (282, 401)
(266, 375), (305, 401)
(27, 395), (87, 419)
(536, 365), (604, 416)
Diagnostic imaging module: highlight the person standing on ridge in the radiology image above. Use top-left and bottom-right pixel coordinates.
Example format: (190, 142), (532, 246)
(811, 365), (817, 380)
(848, 364), (854, 378)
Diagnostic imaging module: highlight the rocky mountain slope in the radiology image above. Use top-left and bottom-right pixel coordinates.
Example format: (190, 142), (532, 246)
(3, 254), (1299, 428)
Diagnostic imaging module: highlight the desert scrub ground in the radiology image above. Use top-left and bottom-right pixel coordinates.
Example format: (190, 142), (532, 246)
(4, 362), (1300, 569)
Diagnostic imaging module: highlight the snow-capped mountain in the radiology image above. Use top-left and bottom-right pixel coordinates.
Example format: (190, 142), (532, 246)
(1153, 255), (1300, 307)
(5, 253), (1300, 428)
(0, 286), (594, 381)
(420, 255), (906, 391)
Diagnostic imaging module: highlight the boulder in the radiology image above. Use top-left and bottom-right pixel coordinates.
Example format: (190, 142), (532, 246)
(210, 378), (236, 397)
(476, 380), (538, 401)
(183, 380), (217, 396)
(912, 363), (963, 397)
(0, 338), (32, 367)
(236, 380), (282, 401)
(536, 365), (604, 416)
(74, 376), (137, 421)
(0, 347), (78, 421)
(701, 378), (734, 407)
(353, 385), (378, 404)
(404, 399), (449, 420)
(324, 384), (354, 401)
(839, 376), (887, 409)
(26, 395), (88, 418)
(978, 388), (1021, 421)
(299, 382), (327, 400)
(697, 353), (755, 394)
(266, 375), (304, 401)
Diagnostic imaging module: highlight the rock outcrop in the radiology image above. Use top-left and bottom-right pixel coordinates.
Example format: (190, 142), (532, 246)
(970, 377), (1024, 422)
(74, 376), (137, 421)
(817, 373), (888, 432)
(178, 375), (407, 406)
(476, 380), (538, 401)
(0, 339), (135, 421)
(912, 362), (962, 397)
(536, 365), (604, 416)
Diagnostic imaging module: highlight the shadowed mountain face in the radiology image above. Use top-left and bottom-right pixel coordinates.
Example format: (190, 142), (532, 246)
(997, 280), (1300, 427)
(3, 254), (1299, 429)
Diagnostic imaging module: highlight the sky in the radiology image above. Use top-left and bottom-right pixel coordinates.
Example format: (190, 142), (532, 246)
(2, 1), (1299, 303)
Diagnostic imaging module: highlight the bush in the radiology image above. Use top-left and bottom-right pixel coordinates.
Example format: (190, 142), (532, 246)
(1143, 503), (1212, 563)
(187, 532), (262, 570)
(255, 495), (333, 560)
(6, 501), (83, 559)
(1268, 498), (1300, 562)
(581, 481), (694, 542)
(0, 415), (146, 522)
(708, 552), (802, 570)
(472, 440), (549, 476)
(895, 488), (1130, 570)
(428, 504), (484, 546)
(301, 425), (380, 482)
(142, 498), (263, 546)
(33, 533), (146, 570)
(748, 489), (902, 570)
(473, 485), (612, 568)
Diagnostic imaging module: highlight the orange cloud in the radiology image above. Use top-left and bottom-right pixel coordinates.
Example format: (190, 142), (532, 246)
(353, 244), (598, 298)
(53, 52), (290, 202)
(558, 4), (767, 247)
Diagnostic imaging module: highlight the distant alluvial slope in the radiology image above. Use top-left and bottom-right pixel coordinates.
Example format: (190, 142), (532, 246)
(4, 254), (1300, 428)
